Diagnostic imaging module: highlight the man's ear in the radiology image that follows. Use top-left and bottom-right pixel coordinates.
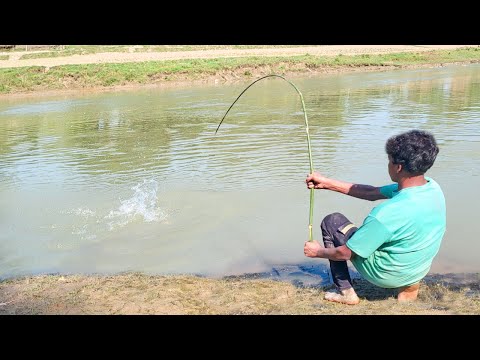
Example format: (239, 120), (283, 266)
(396, 163), (403, 173)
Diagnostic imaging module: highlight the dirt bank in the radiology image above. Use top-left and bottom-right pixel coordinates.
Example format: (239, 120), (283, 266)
(1, 45), (479, 98)
(1, 272), (479, 315)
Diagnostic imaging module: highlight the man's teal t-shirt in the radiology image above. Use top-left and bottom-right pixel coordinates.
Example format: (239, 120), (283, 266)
(346, 177), (446, 288)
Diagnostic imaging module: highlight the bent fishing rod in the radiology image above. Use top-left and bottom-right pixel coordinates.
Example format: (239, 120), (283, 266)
(215, 74), (315, 241)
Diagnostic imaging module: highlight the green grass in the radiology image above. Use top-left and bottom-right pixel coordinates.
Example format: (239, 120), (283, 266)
(0, 55), (8, 60)
(2, 47), (480, 94)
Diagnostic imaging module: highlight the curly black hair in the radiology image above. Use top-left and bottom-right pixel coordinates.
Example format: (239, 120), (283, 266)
(385, 130), (439, 175)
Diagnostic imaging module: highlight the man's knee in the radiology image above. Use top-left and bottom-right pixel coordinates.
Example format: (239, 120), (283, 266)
(321, 212), (350, 231)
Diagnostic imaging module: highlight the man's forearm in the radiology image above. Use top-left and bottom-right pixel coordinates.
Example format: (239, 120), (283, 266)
(317, 245), (352, 261)
(325, 179), (386, 201)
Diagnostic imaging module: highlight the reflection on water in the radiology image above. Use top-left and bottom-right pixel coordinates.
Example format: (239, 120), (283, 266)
(1, 64), (480, 280)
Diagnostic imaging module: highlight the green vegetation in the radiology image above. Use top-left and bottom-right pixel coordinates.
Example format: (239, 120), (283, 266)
(1, 47), (480, 94)
(0, 55), (9, 60)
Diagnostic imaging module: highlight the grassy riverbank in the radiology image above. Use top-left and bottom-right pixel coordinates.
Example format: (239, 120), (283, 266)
(1, 47), (479, 95)
(1, 272), (479, 315)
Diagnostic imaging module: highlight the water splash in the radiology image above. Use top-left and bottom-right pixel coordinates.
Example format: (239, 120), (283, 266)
(64, 207), (97, 217)
(105, 179), (167, 230)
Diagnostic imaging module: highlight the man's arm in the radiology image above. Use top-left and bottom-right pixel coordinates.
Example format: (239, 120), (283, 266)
(347, 183), (386, 201)
(304, 241), (353, 261)
(306, 172), (387, 201)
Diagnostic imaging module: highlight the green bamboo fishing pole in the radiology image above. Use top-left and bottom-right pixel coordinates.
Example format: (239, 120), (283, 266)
(215, 74), (315, 241)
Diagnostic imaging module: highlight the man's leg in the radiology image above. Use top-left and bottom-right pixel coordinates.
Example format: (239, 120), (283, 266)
(321, 212), (360, 305)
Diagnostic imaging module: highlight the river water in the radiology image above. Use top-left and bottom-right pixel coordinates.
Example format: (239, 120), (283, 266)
(1, 64), (479, 281)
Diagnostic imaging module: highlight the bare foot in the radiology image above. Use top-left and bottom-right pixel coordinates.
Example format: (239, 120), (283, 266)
(324, 288), (360, 305)
(397, 283), (420, 302)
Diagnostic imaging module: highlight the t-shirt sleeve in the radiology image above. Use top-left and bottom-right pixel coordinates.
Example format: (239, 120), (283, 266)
(379, 183), (398, 199)
(346, 215), (392, 258)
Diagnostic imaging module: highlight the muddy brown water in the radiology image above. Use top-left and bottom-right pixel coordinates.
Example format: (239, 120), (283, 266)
(1, 64), (479, 286)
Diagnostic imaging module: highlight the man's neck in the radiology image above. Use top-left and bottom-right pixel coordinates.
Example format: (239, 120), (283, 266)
(397, 174), (427, 191)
